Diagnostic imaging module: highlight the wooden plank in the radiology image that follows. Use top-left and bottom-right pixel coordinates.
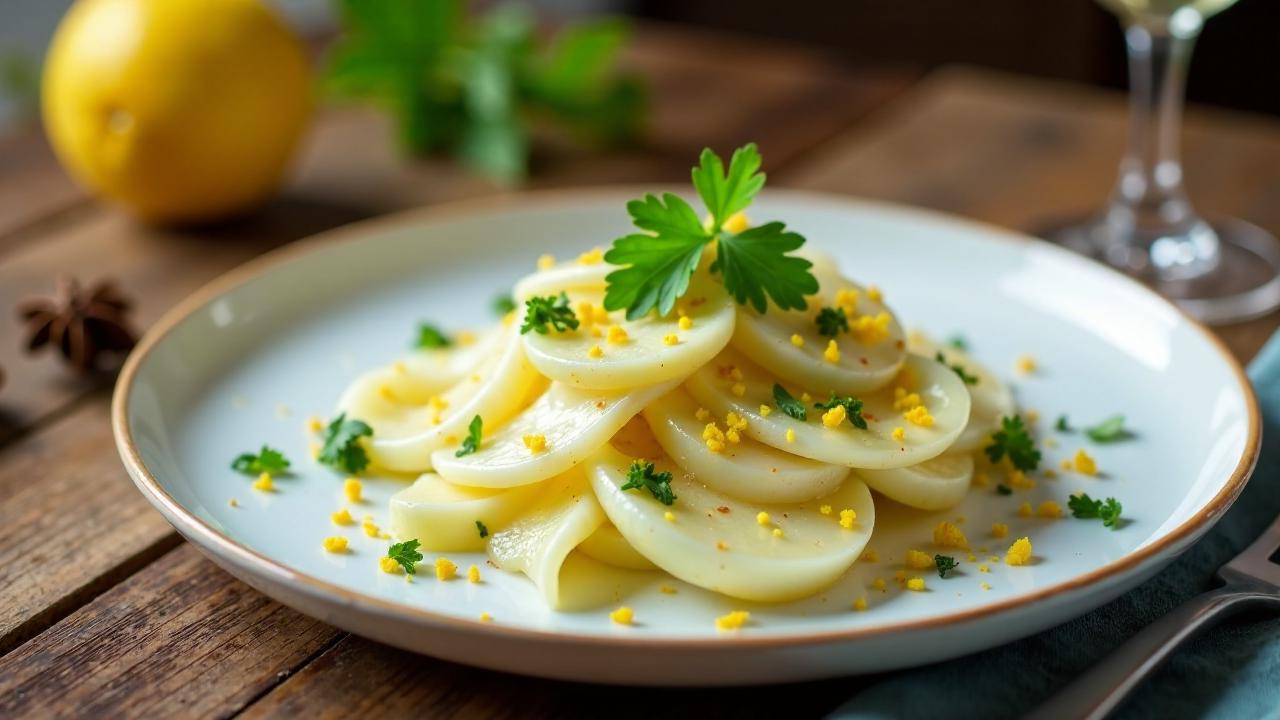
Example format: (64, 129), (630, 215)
(785, 67), (1280, 361)
(0, 125), (87, 245)
(0, 544), (341, 719)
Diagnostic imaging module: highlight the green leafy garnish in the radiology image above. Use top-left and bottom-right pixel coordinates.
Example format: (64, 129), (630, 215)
(324, 1), (643, 183)
(984, 415), (1041, 472)
(1055, 415), (1072, 432)
(935, 555), (958, 578)
(813, 394), (868, 429)
(520, 292), (579, 335)
(620, 460), (676, 505)
(231, 446), (291, 476)
(934, 351), (978, 385)
(386, 539), (424, 574)
(475, 520), (489, 539)
(815, 306), (848, 338)
(602, 144), (819, 319)
(1068, 493), (1124, 529)
(319, 413), (373, 474)
(946, 335), (969, 351)
(415, 323), (451, 349)
(996, 484), (1013, 496)
(1085, 415), (1131, 443)
(493, 294), (517, 316)
(456, 415), (483, 457)
(772, 384), (808, 421)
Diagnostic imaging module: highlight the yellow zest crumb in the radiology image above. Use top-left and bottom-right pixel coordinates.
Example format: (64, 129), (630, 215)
(1044, 468), (1059, 479)
(785, 428), (797, 444)
(309, 441), (321, 460)
(607, 325), (629, 345)
(523, 434), (548, 453)
(379, 556), (402, 574)
(905, 549), (934, 569)
(1015, 354), (1037, 374)
(979, 564), (991, 573)
(377, 384), (396, 401)
(991, 522), (1009, 539)
(731, 382), (746, 397)
(904, 405), (934, 427)
(609, 606), (634, 625)
(228, 498), (239, 508)
(253, 473), (273, 492)
(853, 596), (868, 611)
(1025, 409), (1040, 424)
(866, 285), (883, 303)
(695, 407), (710, 422)
(322, 536), (348, 553)
(820, 505), (833, 515)
(663, 333), (679, 346)
(835, 287), (859, 312)
(1009, 470), (1036, 489)
(851, 312), (891, 345)
(801, 392), (812, 403)
(715, 610), (750, 631)
(1074, 449), (1098, 476)
(967, 553), (977, 562)
(435, 557), (457, 580)
(860, 548), (879, 562)
(906, 577), (926, 592)
(872, 578), (887, 592)
(839, 508), (857, 529)
(822, 405), (847, 428)
(332, 508), (353, 525)
(307, 416), (325, 433)
(759, 404), (773, 416)
(1018, 502), (1033, 517)
(362, 519), (381, 537)
(344, 478), (362, 503)
(726, 412), (748, 431)
(577, 301), (595, 323)
(479, 612), (493, 622)
(716, 541), (729, 551)
(933, 521), (969, 549)
(537, 253), (555, 270)
(772, 528), (784, 538)
(722, 211), (750, 234)
(893, 387), (922, 411)
(1006, 537), (1034, 566)
(468, 565), (481, 583)
(756, 511), (771, 526)
(1038, 500), (1064, 518)
(660, 585), (677, 594)
(974, 471), (990, 488)
(663, 511), (675, 523)
(703, 422), (726, 453)
(824, 339), (841, 364)
(790, 334), (805, 347)
(1061, 458), (1073, 471)
(678, 315), (693, 331)
(729, 366), (744, 381)
(588, 344), (604, 359)
(981, 582), (992, 591)
(577, 247), (603, 265)
(892, 426), (905, 442)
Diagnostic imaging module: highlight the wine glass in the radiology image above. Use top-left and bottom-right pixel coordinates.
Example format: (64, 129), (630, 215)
(1045, 0), (1280, 324)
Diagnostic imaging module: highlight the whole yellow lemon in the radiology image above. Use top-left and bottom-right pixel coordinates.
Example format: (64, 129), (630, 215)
(42, 0), (311, 223)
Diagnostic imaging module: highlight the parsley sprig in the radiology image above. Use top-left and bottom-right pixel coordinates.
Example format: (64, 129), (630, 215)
(935, 555), (958, 578)
(1055, 415), (1072, 432)
(772, 384), (808, 422)
(319, 414), (373, 474)
(603, 144), (819, 319)
(620, 460), (676, 505)
(813, 394), (868, 429)
(815, 306), (848, 338)
(231, 446), (291, 475)
(416, 323), (451, 349)
(475, 520), (489, 539)
(520, 293), (579, 335)
(934, 351), (978, 385)
(1085, 415), (1131, 443)
(984, 415), (1041, 472)
(456, 415), (483, 457)
(386, 539), (424, 574)
(1068, 493), (1124, 529)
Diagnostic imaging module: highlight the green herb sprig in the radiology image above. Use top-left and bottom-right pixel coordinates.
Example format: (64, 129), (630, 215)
(456, 415), (483, 457)
(813, 394), (868, 429)
(620, 460), (676, 505)
(415, 323), (451, 349)
(1085, 415), (1131, 443)
(319, 414), (373, 474)
(935, 555), (958, 578)
(475, 520), (489, 538)
(520, 293), (579, 335)
(984, 415), (1041, 472)
(815, 306), (848, 338)
(772, 383), (808, 422)
(387, 539), (424, 574)
(934, 351), (978, 385)
(231, 446), (291, 475)
(1068, 493), (1123, 529)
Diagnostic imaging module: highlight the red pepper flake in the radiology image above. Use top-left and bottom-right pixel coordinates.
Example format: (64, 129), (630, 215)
(859, 356), (869, 365)
(595, 401), (606, 409)
(716, 506), (730, 514)
(689, 297), (708, 308)
(895, 339), (905, 350)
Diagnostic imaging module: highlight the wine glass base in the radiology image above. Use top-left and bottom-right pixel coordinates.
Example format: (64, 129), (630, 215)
(1040, 216), (1280, 325)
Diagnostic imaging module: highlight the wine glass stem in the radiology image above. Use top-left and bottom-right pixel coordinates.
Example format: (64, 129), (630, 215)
(1105, 17), (1218, 280)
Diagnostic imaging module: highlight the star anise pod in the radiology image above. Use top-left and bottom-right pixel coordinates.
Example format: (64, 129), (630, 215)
(17, 276), (138, 373)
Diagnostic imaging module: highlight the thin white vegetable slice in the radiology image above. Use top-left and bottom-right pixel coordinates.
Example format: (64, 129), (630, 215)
(512, 259), (609, 300)
(520, 267), (735, 391)
(577, 523), (658, 570)
(430, 379), (680, 488)
(356, 324), (540, 472)
(731, 266), (906, 394)
(486, 468), (607, 610)
(908, 333), (1015, 452)
(685, 348), (971, 469)
(588, 445), (874, 603)
(337, 327), (506, 412)
(642, 388), (849, 503)
(388, 472), (543, 551)
(855, 452), (974, 511)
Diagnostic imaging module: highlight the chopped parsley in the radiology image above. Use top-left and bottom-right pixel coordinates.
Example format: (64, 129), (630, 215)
(1068, 493), (1124, 529)
(620, 460), (676, 505)
(934, 351), (978, 385)
(935, 554), (958, 578)
(319, 413), (373, 474)
(996, 484), (1013, 496)
(231, 445), (291, 475)
(946, 335), (969, 351)
(1085, 415), (1131, 443)
(415, 323), (451, 349)
(813, 394), (868, 429)
(1055, 415), (1072, 432)
(772, 383), (808, 421)
(984, 415), (1041, 472)
(602, 144), (819, 319)
(520, 292), (579, 335)
(475, 520), (489, 539)
(455, 415), (483, 457)
(386, 539), (423, 574)
(493, 294), (517, 316)
(815, 306), (848, 338)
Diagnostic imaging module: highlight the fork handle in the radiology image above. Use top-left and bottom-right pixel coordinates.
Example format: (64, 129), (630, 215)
(1027, 581), (1280, 720)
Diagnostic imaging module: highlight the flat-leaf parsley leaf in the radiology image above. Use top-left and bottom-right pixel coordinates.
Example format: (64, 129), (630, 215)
(935, 554), (958, 578)
(813, 394), (868, 429)
(1085, 415), (1131, 443)
(231, 446), (291, 475)
(984, 415), (1041, 472)
(620, 460), (676, 505)
(1068, 493), (1123, 529)
(520, 292), (579, 335)
(815, 306), (848, 338)
(1055, 415), (1072, 432)
(415, 323), (451, 349)
(387, 539), (423, 574)
(456, 415), (483, 457)
(603, 144), (818, 319)
(475, 520), (489, 538)
(772, 383), (807, 421)
(935, 351), (978, 385)
(319, 413), (373, 474)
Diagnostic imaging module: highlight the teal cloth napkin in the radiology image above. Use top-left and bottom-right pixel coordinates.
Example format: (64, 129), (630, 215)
(832, 331), (1280, 720)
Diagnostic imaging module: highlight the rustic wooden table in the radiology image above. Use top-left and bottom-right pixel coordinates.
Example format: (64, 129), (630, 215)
(2, 23), (1279, 719)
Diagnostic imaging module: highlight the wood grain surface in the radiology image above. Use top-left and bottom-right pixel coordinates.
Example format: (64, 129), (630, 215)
(2, 21), (1279, 720)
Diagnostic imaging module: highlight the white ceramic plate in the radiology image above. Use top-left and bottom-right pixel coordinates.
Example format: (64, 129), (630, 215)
(113, 189), (1258, 685)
